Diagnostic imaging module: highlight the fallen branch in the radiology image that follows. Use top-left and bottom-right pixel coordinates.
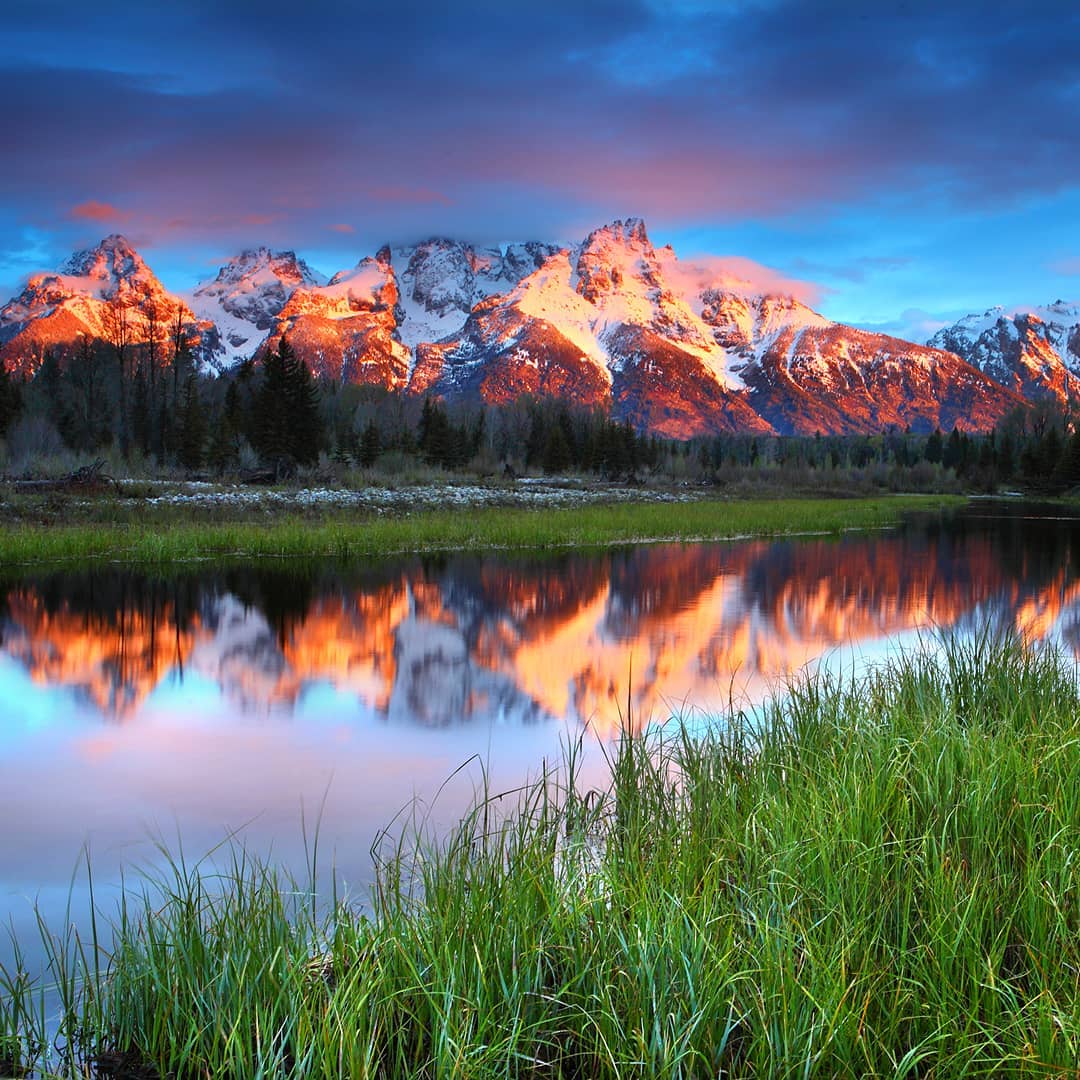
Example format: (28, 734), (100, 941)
(9, 459), (120, 495)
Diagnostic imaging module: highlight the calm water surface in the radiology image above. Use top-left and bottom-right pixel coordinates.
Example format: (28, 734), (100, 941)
(3, 501), (1080, 968)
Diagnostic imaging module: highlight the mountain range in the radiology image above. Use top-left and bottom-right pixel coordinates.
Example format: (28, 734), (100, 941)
(2, 221), (1075, 437)
(928, 301), (1080, 407)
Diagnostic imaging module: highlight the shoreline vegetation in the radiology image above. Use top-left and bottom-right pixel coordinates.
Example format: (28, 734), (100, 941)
(0, 489), (962, 565)
(3, 633), (1079, 1077)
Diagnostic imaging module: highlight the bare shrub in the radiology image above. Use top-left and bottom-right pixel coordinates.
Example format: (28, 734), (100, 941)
(5, 416), (75, 476)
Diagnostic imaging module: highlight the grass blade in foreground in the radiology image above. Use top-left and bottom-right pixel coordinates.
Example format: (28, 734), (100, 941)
(2, 631), (1078, 1077)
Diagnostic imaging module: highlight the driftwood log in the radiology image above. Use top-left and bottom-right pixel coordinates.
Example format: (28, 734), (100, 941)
(9, 459), (119, 495)
(240, 455), (297, 485)
(238, 467), (278, 485)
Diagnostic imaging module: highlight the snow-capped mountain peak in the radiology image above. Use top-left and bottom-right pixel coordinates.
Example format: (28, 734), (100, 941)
(198, 247), (322, 293)
(57, 233), (152, 297)
(929, 300), (1080, 403)
(187, 248), (326, 370)
(0, 234), (196, 374)
(389, 237), (559, 347)
(572, 218), (657, 302)
(583, 217), (650, 249)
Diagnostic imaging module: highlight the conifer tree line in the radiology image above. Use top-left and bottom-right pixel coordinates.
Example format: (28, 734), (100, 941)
(0, 333), (327, 474)
(0, 337), (661, 479)
(4, 337), (1080, 494)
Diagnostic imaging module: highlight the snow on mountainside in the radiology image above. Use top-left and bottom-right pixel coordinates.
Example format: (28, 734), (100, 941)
(186, 248), (324, 372)
(265, 238), (558, 387)
(266, 246), (411, 387)
(0, 224), (1037, 436)
(691, 286), (1023, 435)
(0, 235), (206, 375)
(412, 219), (776, 437)
(929, 302), (1080, 405)
(413, 218), (1023, 436)
(391, 239), (558, 358)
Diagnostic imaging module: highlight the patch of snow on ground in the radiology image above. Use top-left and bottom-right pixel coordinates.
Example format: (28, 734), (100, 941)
(141, 482), (693, 511)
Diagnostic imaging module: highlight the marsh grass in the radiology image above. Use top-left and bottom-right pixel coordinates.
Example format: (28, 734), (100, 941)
(4, 631), (1079, 1077)
(0, 494), (956, 565)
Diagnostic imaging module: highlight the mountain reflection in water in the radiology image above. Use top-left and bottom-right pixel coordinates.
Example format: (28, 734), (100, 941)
(6, 504), (1080, 976)
(4, 506), (1080, 736)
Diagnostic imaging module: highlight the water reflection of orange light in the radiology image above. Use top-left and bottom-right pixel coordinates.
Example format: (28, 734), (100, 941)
(3, 591), (197, 719)
(282, 586), (408, 711)
(3, 534), (1076, 732)
(1015, 575), (1080, 646)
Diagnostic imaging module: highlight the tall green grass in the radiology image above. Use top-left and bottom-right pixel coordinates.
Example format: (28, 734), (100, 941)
(0, 494), (957, 565)
(4, 631), (1078, 1077)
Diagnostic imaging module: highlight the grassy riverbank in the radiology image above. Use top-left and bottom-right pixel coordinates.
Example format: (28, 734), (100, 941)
(4, 633), (1079, 1077)
(0, 492), (960, 564)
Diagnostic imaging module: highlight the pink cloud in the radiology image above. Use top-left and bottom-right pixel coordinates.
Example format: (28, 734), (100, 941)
(1051, 257), (1080, 275)
(160, 212), (281, 234)
(328, 222), (355, 234)
(661, 251), (827, 306)
(70, 200), (130, 223)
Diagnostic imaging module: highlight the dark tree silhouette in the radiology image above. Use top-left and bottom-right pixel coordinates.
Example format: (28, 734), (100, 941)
(0, 360), (21, 440)
(178, 375), (207, 470)
(254, 336), (323, 467)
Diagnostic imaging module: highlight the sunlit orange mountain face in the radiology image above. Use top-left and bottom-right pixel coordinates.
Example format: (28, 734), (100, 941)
(930, 303), (1080, 405)
(0, 235), (214, 376)
(4, 517), (1079, 735)
(0, 221), (1049, 437)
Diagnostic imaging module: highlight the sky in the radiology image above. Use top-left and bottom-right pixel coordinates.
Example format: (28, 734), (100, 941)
(2, 0), (1079, 340)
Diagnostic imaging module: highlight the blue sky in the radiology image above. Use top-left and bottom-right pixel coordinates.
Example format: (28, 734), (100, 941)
(2, 0), (1079, 339)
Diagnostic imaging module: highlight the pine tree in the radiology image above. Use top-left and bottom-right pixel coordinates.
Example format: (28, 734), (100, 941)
(253, 337), (324, 468)
(359, 420), (381, 466)
(925, 429), (944, 464)
(418, 398), (452, 466)
(1051, 430), (1080, 494)
(178, 375), (207, 471)
(542, 423), (572, 474)
(255, 339), (292, 465)
(525, 410), (546, 467)
(207, 387), (239, 473)
(0, 360), (21, 440)
(102, 291), (132, 454)
(131, 362), (151, 456)
(36, 350), (64, 427)
(1036, 426), (1063, 486)
(206, 412), (235, 473)
(942, 426), (963, 470)
(996, 429), (1016, 480)
(470, 409), (486, 458)
(155, 399), (172, 462)
(281, 337), (323, 465)
(223, 380), (242, 432)
(418, 397), (435, 450)
(68, 336), (106, 451)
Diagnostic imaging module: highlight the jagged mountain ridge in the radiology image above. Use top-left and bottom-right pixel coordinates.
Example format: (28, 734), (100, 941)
(0, 223), (1032, 436)
(185, 247), (325, 372)
(409, 219), (1022, 435)
(262, 238), (562, 386)
(929, 302), (1080, 406)
(0, 235), (212, 372)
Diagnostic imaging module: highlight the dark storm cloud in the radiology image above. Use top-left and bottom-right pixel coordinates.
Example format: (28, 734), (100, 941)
(3, 0), (1079, 263)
